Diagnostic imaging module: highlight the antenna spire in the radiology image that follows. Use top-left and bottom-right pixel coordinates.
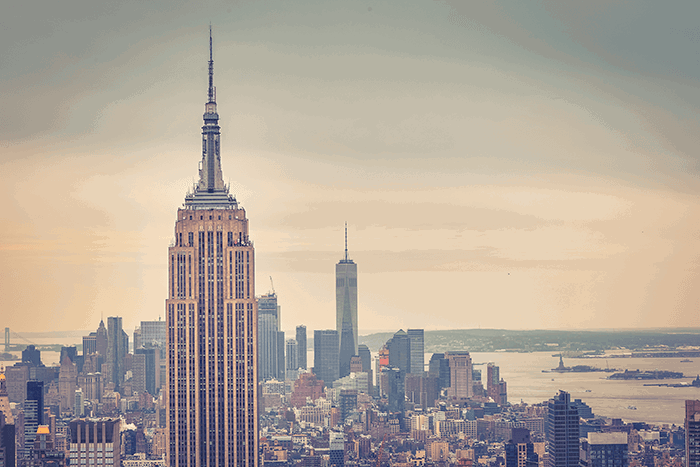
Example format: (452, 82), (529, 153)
(344, 222), (348, 261)
(208, 24), (215, 103)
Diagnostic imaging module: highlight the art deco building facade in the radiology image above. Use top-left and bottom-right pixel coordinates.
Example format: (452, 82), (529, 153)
(336, 226), (358, 379)
(166, 32), (258, 467)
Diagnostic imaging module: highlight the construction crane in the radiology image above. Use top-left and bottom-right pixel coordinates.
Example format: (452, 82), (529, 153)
(376, 433), (387, 467)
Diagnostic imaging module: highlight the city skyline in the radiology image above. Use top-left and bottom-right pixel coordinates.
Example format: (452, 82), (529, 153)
(2, 2), (700, 333)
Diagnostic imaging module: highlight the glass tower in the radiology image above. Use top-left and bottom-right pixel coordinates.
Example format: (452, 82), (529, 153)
(336, 224), (357, 379)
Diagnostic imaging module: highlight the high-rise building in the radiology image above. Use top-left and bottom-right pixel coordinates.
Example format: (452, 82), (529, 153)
(74, 389), (84, 417)
(336, 224), (358, 379)
(296, 325), (307, 370)
(286, 339), (298, 372)
(388, 330), (411, 376)
(445, 351), (472, 400)
(133, 327), (142, 352)
(82, 333), (97, 356)
(505, 428), (539, 467)
(68, 419), (121, 467)
(258, 293), (281, 381)
(22, 346), (41, 366)
(134, 347), (160, 395)
(313, 330), (339, 386)
(358, 345), (371, 372)
(140, 320), (166, 349)
(329, 431), (345, 467)
(0, 371), (15, 467)
(487, 363), (500, 401)
(428, 353), (451, 391)
(583, 432), (628, 467)
(105, 316), (127, 390)
(165, 30), (258, 467)
(545, 390), (580, 467)
(276, 331), (286, 381)
(58, 354), (77, 413)
(95, 320), (107, 358)
(407, 329), (424, 375)
(23, 380), (44, 458)
(687, 400), (700, 467)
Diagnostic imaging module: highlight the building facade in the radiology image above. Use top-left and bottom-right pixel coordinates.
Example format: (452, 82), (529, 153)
(166, 31), (258, 467)
(445, 351), (472, 400)
(585, 432), (628, 467)
(68, 419), (120, 467)
(295, 326), (307, 370)
(687, 400), (700, 467)
(545, 391), (580, 467)
(258, 293), (281, 381)
(336, 226), (358, 379)
(105, 317), (127, 390)
(407, 329), (424, 375)
(313, 330), (339, 386)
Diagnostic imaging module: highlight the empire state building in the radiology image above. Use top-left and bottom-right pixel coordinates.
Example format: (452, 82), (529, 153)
(166, 31), (258, 467)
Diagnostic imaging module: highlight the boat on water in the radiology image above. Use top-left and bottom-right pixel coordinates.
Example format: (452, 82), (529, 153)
(681, 359), (693, 363)
(628, 406), (637, 410)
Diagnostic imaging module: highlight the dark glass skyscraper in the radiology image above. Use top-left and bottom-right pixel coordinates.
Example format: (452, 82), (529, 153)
(313, 330), (339, 386)
(545, 390), (580, 467)
(258, 293), (281, 381)
(106, 316), (127, 390)
(166, 30), (258, 467)
(296, 325), (307, 370)
(23, 380), (43, 458)
(336, 225), (357, 379)
(407, 329), (424, 375)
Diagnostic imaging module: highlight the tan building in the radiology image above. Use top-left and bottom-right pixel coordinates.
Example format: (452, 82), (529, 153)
(166, 31), (258, 467)
(68, 418), (120, 467)
(58, 354), (77, 414)
(445, 351), (473, 400)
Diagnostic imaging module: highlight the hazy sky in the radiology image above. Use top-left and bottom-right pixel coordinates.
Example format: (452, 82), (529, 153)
(2, 1), (700, 334)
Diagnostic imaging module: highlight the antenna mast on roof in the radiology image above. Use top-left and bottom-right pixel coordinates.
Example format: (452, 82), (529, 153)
(344, 222), (348, 261)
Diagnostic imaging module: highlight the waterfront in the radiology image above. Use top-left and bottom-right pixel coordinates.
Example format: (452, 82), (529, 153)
(471, 351), (700, 426)
(3, 342), (700, 426)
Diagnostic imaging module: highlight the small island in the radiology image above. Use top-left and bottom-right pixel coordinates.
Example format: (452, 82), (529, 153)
(544, 355), (618, 373)
(0, 352), (19, 361)
(607, 369), (684, 380)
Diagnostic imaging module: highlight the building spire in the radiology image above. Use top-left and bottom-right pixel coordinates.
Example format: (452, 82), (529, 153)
(208, 24), (215, 103)
(345, 222), (348, 261)
(182, 26), (238, 209)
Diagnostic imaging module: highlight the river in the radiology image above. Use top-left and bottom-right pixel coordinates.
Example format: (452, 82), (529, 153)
(469, 351), (700, 426)
(3, 343), (699, 426)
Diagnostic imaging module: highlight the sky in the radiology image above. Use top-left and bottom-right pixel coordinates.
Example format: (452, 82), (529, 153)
(2, 1), (700, 334)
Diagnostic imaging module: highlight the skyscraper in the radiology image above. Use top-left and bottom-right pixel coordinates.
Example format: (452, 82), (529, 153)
(0, 371), (15, 467)
(286, 339), (298, 372)
(258, 293), (281, 381)
(313, 330), (339, 386)
(505, 428), (539, 467)
(336, 224), (357, 379)
(545, 390), (580, 467)
(296, 325), (307, 370)
(444, 351), (472, 400)
(166, 30), (258, 467)
(105, 316), (126, 390)
(687, 400), (700, 467)
(388, 330), (411, 376)
(23, 380), (43, 459)
(407, 329), (424, 375)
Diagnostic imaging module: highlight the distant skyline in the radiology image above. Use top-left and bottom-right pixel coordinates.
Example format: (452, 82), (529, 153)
(2, 1), (700, 332)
